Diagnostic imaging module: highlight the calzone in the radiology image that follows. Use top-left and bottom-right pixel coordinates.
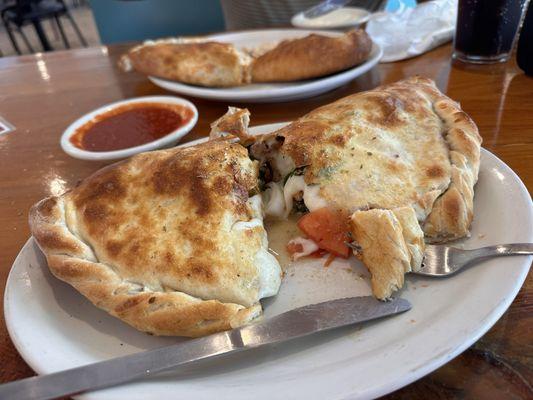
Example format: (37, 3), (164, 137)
(29, 140), (281, 336)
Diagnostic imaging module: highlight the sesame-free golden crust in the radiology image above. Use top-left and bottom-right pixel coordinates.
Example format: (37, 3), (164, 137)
(257, 77), (480, 299)
(121, 30), (371, 86)
(423, 98), (482, 241)
(251, 29), (372, 82)
(125, 41), (251, 87)
(43, 252), (261, 337)
(29, 141), (278, 337)
(268, 77), (463, 222)
(351, 207), (424, 300)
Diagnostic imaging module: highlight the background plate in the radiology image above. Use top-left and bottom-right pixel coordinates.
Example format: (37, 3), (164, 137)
(5, 123), (532, 400)
(148, 30), (382, 103)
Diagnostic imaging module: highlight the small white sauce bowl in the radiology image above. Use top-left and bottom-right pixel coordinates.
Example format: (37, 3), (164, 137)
(61, 96), (198, 161)
(291, 7), (371, 30)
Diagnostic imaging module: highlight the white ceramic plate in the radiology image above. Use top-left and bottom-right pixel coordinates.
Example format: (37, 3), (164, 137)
(61, 96), (198, 161)
(148, 30), (382, 103)
(5, 123), (532, 400)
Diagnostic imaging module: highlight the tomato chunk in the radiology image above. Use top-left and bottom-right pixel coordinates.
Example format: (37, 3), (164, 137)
(297, 208), (350, 258)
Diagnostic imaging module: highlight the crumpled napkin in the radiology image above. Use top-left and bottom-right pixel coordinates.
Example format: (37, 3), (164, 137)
(366, 0), (457, 63)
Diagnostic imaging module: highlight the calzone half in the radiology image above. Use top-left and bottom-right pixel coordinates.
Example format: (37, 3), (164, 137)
(29, 140), (281, 336)
(119, 38), (253, 87)
(251, 29), (372, 82)
(234, 76), (481, 299)
(119, 30), (372, 86)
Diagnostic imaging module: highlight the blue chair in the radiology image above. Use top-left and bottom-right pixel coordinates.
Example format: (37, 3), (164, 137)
(89, 0), (225, 44)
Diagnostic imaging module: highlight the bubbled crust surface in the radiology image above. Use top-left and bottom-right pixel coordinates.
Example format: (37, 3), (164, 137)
(29, 141), (268, 337)
(272, 76), (460, 222)
(422, 98), (482, 242)
(251, 29), (372, 82)
(127, 41), (250, 87)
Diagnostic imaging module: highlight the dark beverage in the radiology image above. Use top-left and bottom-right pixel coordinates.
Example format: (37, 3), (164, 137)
(517, 2), (533, 75)
(454, 0), (529, 63)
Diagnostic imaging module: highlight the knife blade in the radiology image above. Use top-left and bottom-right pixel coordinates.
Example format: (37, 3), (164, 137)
(0, 296), (411, 400)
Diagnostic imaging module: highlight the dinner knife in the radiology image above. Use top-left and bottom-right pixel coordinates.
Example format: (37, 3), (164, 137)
(0, 296), (411, 400)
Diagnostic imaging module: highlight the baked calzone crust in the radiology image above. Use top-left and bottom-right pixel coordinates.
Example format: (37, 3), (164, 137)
(29, 141), (281, 336)
(239, 77), (481, 299)
(120, 29), (372, 86)
(350, 207), (424, 300)
(251, 29), (372, 82)
(120, 39), (252, 87)
(30, 77), (481, 335)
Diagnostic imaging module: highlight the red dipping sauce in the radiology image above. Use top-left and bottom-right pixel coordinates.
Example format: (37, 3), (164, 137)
(70, 102), (194, 152)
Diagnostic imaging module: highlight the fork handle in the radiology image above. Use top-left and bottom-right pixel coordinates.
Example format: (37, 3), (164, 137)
(466, 243), (533, 263)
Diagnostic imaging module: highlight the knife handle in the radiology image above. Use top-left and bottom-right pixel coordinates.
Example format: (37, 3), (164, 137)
(0, 332), (237, 400)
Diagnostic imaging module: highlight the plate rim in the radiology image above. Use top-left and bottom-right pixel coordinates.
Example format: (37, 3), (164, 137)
(4, 123), (533, 399)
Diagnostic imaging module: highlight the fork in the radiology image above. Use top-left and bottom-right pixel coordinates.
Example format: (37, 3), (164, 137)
(415, 243), (533, 277)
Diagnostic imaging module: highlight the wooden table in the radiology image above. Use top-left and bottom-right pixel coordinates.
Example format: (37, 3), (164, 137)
(0, 43), (531, 399)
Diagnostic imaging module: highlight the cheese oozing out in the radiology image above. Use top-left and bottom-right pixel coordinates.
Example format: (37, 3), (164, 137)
(263, 174), (328, 219)
(232, 194), (282, 299)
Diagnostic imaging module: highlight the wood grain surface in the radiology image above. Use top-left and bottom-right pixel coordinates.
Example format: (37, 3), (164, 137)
(0, 43), (531, 399)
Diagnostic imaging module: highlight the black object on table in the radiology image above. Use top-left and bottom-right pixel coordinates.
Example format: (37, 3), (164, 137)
(454, 0), (528, 64)
(517, 2), (533, 76)
(1, 0), (88, 54)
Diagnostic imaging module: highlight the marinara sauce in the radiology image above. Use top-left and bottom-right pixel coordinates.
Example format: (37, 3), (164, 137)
(70, 102), (194, 152)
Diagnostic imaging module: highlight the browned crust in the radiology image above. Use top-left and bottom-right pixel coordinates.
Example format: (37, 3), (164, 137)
(275, 77), (452, 173)
(28, 141), (268, 337)
(267, 76), (481, 240)
(44, 253), (260, 337)
(423, 95), (482, 242)
(30, 194), (261, 337)
(125, 41), (250, 87)
(251, 29), (372, 83)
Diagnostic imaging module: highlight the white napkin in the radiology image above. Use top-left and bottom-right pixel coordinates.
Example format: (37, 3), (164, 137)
(366, 0), (458, 63)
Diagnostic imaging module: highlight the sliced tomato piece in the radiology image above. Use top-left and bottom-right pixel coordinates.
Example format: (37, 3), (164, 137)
(297, 208), (350, 258)
(310, 249), (328, 258)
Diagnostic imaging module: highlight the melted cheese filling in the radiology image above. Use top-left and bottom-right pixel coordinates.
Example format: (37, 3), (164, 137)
(233, 194), (281, 299)
(263, 174), (328, 219)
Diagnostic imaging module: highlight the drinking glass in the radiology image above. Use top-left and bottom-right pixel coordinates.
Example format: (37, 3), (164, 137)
(453, 0), (530, 64)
